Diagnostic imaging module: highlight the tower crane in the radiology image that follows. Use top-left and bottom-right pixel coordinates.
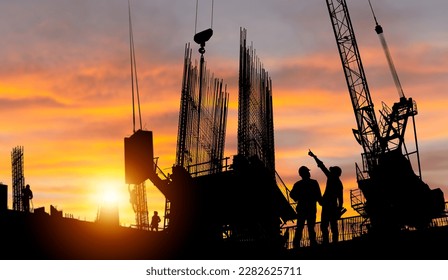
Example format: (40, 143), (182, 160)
(325, 0), (445, 233)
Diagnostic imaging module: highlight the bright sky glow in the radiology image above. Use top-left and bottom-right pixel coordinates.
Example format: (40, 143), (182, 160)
(1, 0), (447, 226)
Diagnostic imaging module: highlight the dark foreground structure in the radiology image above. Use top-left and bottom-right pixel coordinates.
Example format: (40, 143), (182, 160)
(2, 208), (448, 260)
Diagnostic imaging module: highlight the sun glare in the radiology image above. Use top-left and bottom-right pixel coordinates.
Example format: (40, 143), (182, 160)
(102, 190), (119, 204)
(95, 179), (126, 206)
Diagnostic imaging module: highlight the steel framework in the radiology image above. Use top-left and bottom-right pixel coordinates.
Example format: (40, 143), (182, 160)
(238, 28), (275, 176)
(129, 182), (149, 230)
(176, 43), (229, 176)
(11, 146), (25, 212)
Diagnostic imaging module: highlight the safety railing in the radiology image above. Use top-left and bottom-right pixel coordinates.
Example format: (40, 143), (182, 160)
(282, 202), (448, 249)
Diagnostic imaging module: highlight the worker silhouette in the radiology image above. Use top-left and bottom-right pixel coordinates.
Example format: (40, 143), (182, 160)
(150, 211), (161, 231)
(22, 184), (33, 213)
(308, 150), (344, 244)
(290, 165), (322, 248)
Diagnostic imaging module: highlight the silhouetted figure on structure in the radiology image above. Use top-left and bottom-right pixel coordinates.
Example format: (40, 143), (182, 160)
(150, 211), (161, 231)
(22, 184), (33, 213)
(309, 150), (344, 244)
(290, 166), (322, 248)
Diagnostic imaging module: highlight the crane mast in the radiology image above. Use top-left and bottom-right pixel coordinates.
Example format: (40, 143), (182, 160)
(325, 0), (383, 175)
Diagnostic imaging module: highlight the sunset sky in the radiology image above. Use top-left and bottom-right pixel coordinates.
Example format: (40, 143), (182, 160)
(0, 0), (447, 227)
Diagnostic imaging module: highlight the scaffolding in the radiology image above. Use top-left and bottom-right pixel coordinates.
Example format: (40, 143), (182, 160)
(129, 182), (149, 230)
(11, 146), (25, 212)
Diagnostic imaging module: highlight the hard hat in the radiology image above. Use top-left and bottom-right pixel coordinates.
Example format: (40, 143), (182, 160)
(298, 166), (310, 176)
(330, 166), (342, 176)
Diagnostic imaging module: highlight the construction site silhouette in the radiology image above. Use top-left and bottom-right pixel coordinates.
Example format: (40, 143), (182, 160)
(1, 0), (447, 260)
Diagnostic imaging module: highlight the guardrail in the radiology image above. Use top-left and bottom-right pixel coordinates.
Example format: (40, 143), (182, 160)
(281, 202), (448, 249)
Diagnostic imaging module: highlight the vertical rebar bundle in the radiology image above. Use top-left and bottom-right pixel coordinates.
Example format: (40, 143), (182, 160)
(238, 28), (275, 176)
(129, 182), (149, 230)
(176, 43), (229, 176)
(11, 146), (25, 211)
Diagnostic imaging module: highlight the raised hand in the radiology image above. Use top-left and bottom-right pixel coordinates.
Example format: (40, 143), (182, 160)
(308, 149), (316, 158)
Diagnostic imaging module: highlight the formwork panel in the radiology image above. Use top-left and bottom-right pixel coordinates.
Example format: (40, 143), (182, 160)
(124, 130), (154, 184)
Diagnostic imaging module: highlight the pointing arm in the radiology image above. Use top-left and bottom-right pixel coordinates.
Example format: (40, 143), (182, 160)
(308, 150), (330, 177)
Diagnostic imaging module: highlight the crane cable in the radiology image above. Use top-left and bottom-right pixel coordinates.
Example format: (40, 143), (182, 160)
(128, 0), (143, 133)
(194, 0), (214, 34)
(368, 0), (405, 99)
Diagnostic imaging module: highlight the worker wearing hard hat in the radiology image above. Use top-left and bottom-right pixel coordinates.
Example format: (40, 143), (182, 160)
(309, 150), (344, 244)
(290, 165), (322, 248)
(22, 184), (33, 213)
